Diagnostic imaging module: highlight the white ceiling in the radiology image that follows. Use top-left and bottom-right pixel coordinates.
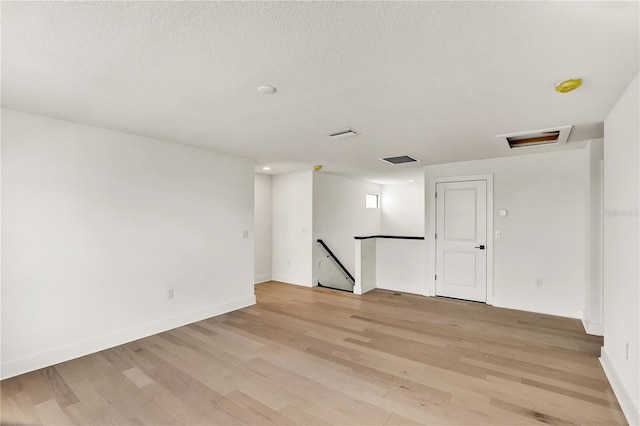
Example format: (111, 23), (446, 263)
(2, 1), (638, 183)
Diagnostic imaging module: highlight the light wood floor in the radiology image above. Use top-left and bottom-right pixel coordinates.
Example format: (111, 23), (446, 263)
(1, 281), (626, 425)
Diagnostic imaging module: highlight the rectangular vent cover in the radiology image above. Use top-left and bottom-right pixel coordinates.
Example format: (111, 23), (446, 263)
(326, 128), (359, 139)
(498, 125), (572, 149)
(379, 155), (420, 165)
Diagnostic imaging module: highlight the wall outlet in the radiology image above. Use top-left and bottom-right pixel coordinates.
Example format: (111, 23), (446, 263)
(287, 260), (291, 267)
(626, 342), (630, 361)
(167, 288), (174, 300)
(317, 260), (321, 268)
(536, 279), (543, 288)
(241, 230), (249, 239)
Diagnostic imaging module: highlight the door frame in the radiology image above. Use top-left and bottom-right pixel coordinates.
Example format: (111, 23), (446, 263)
(427, 174), (494, 304)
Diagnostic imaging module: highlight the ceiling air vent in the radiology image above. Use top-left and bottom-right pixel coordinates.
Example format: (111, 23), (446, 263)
(326, 128), (359, 139)
(379, 155), (420, 165)
(497, 125), (572, 149)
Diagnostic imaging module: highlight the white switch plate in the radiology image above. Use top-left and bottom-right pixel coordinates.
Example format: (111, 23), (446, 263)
(495, 231), (501, 239)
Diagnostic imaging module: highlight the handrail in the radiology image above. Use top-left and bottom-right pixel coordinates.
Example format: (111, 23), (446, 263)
(316, 239), (355, 283)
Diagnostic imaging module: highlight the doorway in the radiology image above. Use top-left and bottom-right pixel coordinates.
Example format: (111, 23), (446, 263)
(434, 176), (493, 303)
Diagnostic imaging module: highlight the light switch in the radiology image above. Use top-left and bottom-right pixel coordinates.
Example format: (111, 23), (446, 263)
(495, 231), (501, 239)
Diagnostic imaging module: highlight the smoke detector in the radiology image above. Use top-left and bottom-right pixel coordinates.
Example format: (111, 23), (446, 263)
(497, 125), (572, 149)
(326, 128), (359, 139)
(555, 79), (581, 93)
(257, 85), (276, 94)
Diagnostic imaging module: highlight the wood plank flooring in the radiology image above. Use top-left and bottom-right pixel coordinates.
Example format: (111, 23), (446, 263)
(1, 281), (627, 425)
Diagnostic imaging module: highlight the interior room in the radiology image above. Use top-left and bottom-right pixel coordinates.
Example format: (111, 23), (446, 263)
(2, 1), (639, 424)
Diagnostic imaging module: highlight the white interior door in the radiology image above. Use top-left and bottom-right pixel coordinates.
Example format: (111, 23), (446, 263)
(436, 180), (487, 302)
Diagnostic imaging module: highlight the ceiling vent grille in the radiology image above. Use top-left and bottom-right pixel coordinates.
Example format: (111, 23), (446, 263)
(497, 125), (572, 149)
(379, 155), (420, 165)
(326, 128), (359, 139)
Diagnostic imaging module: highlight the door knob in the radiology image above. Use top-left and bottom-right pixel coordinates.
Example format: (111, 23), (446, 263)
(474, 245), (485, 250)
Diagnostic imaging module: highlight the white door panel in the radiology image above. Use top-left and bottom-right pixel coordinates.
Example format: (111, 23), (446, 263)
(444, 189), (477, 241)
(443, 251), (477, 287)
(436, 180), (487, 302)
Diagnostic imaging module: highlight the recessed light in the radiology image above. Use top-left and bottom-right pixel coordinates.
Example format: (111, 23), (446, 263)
(262, 166), (271, 171)
(555, 78), (581, 93)
(258, 85), (276, 94)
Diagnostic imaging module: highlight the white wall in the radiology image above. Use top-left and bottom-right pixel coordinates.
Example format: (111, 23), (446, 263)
(584, 139), (604, 335)
(425, 148), (589, 318)
(271, 171), (313, 286)
(377, 180), (426, 295)
(312, 172), (381, 287)
(601, 73), (639, 426)
(254, 173), (272, 283)
(381, 180), (425, 235)
(1, 109), (256, 379)
(354, 239), (377, 295)
(376, 239), (426, 295)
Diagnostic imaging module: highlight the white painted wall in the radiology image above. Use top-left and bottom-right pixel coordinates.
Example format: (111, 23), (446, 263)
(601, 73), (639, 426)
(425, 148), (589, 318)
(1, 109), (256, 379)
(354, 239), (377, 295)
(376, 239), (426, 295)
(583, 139), (604, 335)
(381, 180), (425, 236)
(377, 180), (426, 295)
(254, 173), (272, 284)
(312, 172), (381, 287)
(271, 171), (313, 286)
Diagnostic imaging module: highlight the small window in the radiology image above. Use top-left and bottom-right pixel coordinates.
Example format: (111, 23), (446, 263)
(366, 194), (379, 209)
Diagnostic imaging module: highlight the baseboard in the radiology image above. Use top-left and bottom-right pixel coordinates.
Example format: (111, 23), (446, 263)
(376, 281), (426, 296)
(581, 310), (603, 336)
(254, 274), (272, 284)
(491, 297), (581, 319)
(600, 347), (640, 425)
(1, 295), (256, 380)
(270, 275), (313, 287)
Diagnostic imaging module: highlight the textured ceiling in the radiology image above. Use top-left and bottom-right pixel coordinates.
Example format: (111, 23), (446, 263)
(2, 1), (638, 183)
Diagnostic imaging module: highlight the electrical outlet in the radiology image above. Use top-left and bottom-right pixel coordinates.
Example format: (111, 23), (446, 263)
(626, 342), (630, 361)
(167, 288), (174, 300)
(241, 230), (249, 239)
(536, 279), (543, 288)
(317, 260), (321, 268)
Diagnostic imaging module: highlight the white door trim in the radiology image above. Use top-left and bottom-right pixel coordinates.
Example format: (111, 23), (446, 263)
(427, 174), (494, 304)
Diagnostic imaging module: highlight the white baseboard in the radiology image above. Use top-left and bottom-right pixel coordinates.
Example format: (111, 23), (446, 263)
(491, 297), (581, 319)
(254, 274), (272, 284)
(270, 275), (313, 287)
(581, 310), (603, 336)
(600, 347), (640, 426)
(376, 281), (426, 296)
(1, 295), (256, 380)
